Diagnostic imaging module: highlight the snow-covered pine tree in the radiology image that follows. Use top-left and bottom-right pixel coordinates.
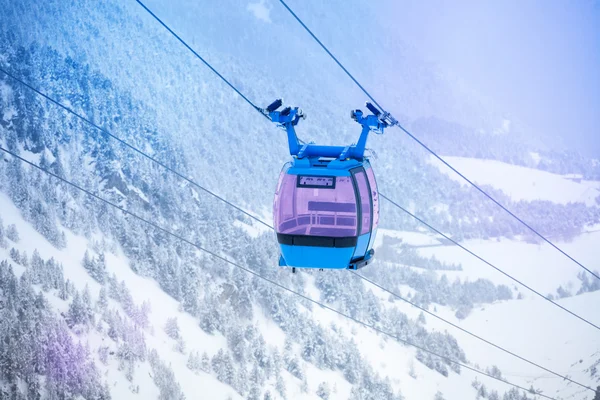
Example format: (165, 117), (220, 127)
(164, 317), (180, 340)
(186, 351), (201, 373)
(148, 349), (185, 400)
(97, 287), (108, 311)
(434, 391), (445, 400)
(6, 224), (19, 242)
(200, 352), (211, 373)
(316, 382), (330, 399)
(67, 290), (87, 327)
(82, 285), (94, 324)
(275, 374), (287, 399)
(488, 391), (500, 400)
(9, 247), (20, 264)
(0, 215), (6, 248)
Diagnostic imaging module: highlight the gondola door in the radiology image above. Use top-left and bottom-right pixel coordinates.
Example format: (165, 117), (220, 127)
(350, 167), (373, 260)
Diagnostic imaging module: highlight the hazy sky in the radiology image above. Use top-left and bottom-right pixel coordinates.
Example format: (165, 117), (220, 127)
(391, 0), (600, 156)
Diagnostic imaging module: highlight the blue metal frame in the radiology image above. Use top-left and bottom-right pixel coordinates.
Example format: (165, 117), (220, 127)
(278, 240), (375, 270)
(262, 100), (391, 160)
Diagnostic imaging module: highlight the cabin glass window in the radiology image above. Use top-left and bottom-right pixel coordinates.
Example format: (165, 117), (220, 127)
(354, 171), (372, 235)
(274, 174), (358, 237)
(365, 167), (379, 229)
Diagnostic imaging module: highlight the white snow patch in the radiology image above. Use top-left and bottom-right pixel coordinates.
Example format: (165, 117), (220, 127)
(417, 233), (600, 298)
(253, 304), (286, 349)
(454, 292), (600, 400)
(375, 229), (442, 247)
(128, 184), (149, 203)
(234, 219), (264, 238)
(428, 155), (600, 205)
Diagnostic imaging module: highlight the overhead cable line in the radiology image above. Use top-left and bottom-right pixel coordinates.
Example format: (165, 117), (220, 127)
(276, 0), (600, 282)
(3, 9), (598, 333)
(379, 193), (600, 332)
(0, 67), (271, 231)
(352, 272), (595, 393)
(128, 1), (600, 326)
(0, 64), (591, 387)
(2, 0), (597, 378)
(2, 5), (597, 333)
(0, 145), (562, 400)
(134, 0), (267, 118)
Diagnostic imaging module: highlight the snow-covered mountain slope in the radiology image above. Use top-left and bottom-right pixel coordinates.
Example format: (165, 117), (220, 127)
(415, 232), (600, 297)
(428, 156), (600, 206)
(2, 176), (599, 400)
(0, 192), (235, 399)
(1, 0), (599, 399)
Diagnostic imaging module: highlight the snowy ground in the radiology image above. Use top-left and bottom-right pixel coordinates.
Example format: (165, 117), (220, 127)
(2, 152), (600, 400)
(375, 228), (443, 247)
(415, 232), (600, 300)
(427, 155), (600, 206)
(0, 192), (241, 399)
(362, 232), (600, 400)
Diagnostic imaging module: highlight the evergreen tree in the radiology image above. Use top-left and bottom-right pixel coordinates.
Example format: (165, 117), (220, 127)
(275, 374), (287, 399)
(174, 337), (186, 354)
(286, 355), (304, 380)
(19, 251), (28, 267)
(165, 317), (180, 340)
(186, 351), (201, 373)
(247, 386), (261, 400)
(83, 252), (107, 283)
(0, 215), (6, 248)
(148, 350), (186, 400)
(200, 352), (211, 373)
(82, 285), (94, 324)
(58, 279), (69, 301)
(478, 384), (488, 398)
(211, 349), (225, 381)
(119, 281), (135, 316)
(235, 364), (249, 396)
(10, 247), (20, 264)
(97, 287), (108, 311)
(94, 253), (107, 283)
(83, 250), (92, 270)
(30, 250), (43, 283)
(67, 291), (87, 327)
(108, 273), (120, 301)
(317, 382), (330, 399)
(6, 224), (19, 242)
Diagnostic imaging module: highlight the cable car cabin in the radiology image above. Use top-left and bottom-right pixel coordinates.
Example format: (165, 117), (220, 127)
(263, 99), (394, 271)
(274, 158), (379, 269)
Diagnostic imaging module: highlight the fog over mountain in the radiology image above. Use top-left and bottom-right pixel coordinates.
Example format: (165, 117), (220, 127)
(387, 0), (600, 156)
